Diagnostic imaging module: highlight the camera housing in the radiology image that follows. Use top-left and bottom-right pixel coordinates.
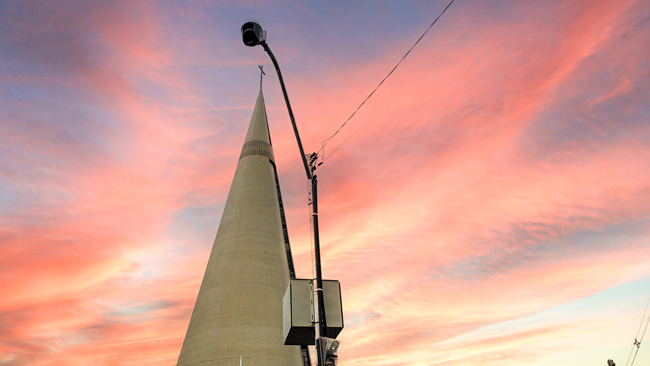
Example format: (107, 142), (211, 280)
(241, 21), (266, 47)
(318, 337), (340, 366)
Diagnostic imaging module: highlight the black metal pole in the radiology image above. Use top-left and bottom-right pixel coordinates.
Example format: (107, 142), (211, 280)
(311, 174), (328, 366)
(261, 41), (312, 181)
(259, 40), (327, 366)
(311, 175), (327, 335)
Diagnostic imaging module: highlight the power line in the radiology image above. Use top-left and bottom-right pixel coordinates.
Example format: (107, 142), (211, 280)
(627, 292), (650, 366)
(317, 0), (457, 160)
(321, 0), (504, 163)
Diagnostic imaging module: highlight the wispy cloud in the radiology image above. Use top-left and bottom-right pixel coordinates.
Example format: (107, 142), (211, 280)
(1, 0), (649, 365)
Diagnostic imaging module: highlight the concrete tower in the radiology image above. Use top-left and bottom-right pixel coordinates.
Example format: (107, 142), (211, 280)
(177, 87), (304, 366)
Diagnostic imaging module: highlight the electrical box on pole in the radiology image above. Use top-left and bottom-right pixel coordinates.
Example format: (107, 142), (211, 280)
(283, 279), (344, 345)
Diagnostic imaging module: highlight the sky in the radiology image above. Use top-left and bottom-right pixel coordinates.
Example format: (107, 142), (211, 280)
(1, 0), (650, 365)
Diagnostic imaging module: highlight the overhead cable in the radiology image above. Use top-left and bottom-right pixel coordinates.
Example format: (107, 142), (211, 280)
(320, 0), (504, 163)
(627, 292), (650, 366)
(317, 0), (457, 161)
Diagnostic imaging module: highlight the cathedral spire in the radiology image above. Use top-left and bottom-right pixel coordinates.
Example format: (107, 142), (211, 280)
(176, 85), (303, 366)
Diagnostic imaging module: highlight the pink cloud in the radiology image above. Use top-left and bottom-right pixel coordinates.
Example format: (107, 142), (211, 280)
(1, 0), (649, 365)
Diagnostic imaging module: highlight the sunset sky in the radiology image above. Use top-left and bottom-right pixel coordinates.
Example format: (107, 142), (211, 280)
(2, 0), (650, 365)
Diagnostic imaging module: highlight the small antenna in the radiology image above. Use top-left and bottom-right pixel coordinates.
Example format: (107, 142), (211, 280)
(258, 65), (265, 89)
(239, 356), (242, 366)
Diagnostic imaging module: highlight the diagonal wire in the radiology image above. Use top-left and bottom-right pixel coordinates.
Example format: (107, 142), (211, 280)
(630, 315), (650, 366)
(317, 0), (457, 159)
(627, 292), (650, 366)
(321, 0), (504, 163)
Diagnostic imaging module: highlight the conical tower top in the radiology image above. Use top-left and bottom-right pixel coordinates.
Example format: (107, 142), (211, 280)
(244, 89), (270, 144)
(239, 89), (275, 164)
(176, 76), (302, 366)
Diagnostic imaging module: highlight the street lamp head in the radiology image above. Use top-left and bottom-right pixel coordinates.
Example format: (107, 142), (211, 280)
(241, 21), (266, 47)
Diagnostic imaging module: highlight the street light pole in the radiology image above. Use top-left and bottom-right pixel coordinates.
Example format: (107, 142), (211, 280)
(259, 42), (312, 181)
(258, 38), (329, 337)
(241, 21), (329, 366)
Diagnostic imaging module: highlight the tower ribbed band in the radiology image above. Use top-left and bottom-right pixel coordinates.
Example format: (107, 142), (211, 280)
(239, 139), (275, 162)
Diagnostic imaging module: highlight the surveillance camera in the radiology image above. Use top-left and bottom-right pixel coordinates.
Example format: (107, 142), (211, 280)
(241, 21), (265, 47)
(318, 337), (340, 366)
(328, 340), (340, 352)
